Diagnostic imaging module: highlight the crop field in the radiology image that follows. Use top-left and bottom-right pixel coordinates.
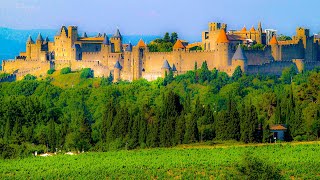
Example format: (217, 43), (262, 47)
(1, 142), (320, 179)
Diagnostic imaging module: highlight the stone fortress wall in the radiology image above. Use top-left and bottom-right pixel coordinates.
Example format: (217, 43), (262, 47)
(2, 21), (320, 82)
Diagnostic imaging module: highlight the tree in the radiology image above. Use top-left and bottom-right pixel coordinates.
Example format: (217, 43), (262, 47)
(80, 68), (94, 79)
(60, 67), (71, 75)
(232, 66), (243, 81)
(281, 65), (297, 84)
(23, 74), (37, 80)
(164, 32), (170, 42)
(48, 119), (56, 150)
(277, 34), (292, 41)
(170, 32), (178, 43)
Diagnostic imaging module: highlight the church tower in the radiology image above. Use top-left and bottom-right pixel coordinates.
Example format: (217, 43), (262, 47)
(257, 22), (263, 44)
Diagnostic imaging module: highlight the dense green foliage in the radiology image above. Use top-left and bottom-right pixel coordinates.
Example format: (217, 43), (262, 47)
(240, 44), (265, 50)
(0, 72), (10, 79)
(1, 62), (320, 159)
(277, 34), (292, 41)
(60, 67), (71, 75)
(23, 74), (37, 80)
(189, 45), (203, 51)
(80, 68), (94, 79)
(47, 69), (55, 75)
(148, 32), (179, 52)
(2, 143), (320, 179)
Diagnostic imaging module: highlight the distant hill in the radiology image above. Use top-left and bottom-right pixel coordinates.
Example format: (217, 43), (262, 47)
(0, 27), (160, 64)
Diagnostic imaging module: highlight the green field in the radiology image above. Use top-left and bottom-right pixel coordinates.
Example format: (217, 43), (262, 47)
(1, 142), (320, 179)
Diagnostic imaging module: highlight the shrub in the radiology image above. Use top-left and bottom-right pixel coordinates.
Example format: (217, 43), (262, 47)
(0, 73), (10, 79)
(237, 153), (282, 180)
(60, 67), (71, 75)
(23, 74), (37, 80)
(80, 68), (94, 79)
(47, 69), (55, 75)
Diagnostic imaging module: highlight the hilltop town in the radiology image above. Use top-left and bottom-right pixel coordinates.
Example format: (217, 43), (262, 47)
(2, 22), (320, 81)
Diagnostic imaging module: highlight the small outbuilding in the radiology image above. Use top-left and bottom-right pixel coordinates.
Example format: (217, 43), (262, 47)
(270, 124), (287, 141)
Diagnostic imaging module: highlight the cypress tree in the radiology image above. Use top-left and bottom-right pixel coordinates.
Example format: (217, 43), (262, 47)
(48, 119), (56, 150)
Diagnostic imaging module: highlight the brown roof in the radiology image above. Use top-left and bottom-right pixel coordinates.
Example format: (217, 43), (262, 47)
(216, 29), (229, 43)
(270, 124), (287, 130)
(137, 39), (146, 47)
(173, 39), (186, 49)
(250, 26), (256, 32)
(241, 26), (247, 32)
(227, 34), (246, 41)
(269, 35), (278, 45)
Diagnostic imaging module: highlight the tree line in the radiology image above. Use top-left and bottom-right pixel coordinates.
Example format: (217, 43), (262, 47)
(1, 62), (320, 158)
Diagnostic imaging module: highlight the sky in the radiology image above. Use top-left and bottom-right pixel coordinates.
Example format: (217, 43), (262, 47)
(1, 0), (320, 41)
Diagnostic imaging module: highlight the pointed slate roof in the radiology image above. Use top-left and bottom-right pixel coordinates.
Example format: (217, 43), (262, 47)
(172, 64), (177, 71)
(216, 29), (229, 43)
(126, 42), (133, 51)
(162, 60), (171, 69)
(113, 29), (122, 38)
(137, 39), (146, 47)
(114, 60), (122, 69)
(27, 35), (34, 44)
(43, 36), (50, 44)
(103, 35), (110, 45)
(82, 32), (88, 38)
(232, 45), (247, 61)
(60, 26), (68, 36)
(173, 39), (185, 49)
(37, 33), (43, 41)
(269, 35), (278, 45)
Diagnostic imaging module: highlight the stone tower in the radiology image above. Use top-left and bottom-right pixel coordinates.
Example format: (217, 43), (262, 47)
(215, 29), (231, 68)
(257, 22), (263, 44)
(161, 60), (171, 78)
(232, 45), (247, 72)
(110, 29), (122, 53)
(269, 35), (280, 61)
(26, 35), (34, 60)
(132, 39), (147, 80)
(114, 60), (122, 82)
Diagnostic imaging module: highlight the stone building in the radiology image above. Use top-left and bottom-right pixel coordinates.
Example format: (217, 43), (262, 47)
(3, 21), (320, 81)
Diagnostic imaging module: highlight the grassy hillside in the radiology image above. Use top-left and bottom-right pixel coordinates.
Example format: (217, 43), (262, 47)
(46, 70), (102, 88)
(1, 142), (320, 179)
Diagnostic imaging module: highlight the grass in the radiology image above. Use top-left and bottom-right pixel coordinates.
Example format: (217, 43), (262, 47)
(47, 70), (102, 88)
(1, 142), (320, 179)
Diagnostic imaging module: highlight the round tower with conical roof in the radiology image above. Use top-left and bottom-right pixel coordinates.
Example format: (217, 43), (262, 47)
(114, 60), (122, 82)
(232, 45), (247, 72)
(161, 60), (171, 78)
(269, 35), (280, 61)
(216, 29), (231, 68)
(110, 29), (122, 53)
